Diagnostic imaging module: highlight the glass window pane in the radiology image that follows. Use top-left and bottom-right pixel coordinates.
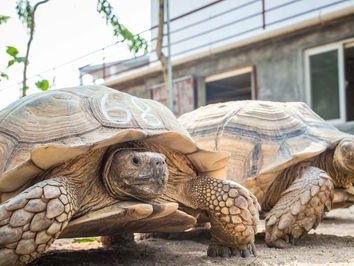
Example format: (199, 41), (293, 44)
(309, 49), (340, 120)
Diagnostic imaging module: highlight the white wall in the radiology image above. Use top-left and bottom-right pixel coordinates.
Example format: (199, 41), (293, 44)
(150, 0), (354, 62)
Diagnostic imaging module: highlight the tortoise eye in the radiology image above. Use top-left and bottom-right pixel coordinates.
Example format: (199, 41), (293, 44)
(132, 156), (140, 166)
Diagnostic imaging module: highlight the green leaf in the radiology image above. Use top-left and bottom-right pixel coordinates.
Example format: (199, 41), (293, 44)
(0, 72), (9, 79)
(73, 237), (100, 243)
(0, 15), (10, 25)
(6, 46), (19, 57)
(96, 0), (148, 55)
(7, 59), (15, 67)
(35, 79), (49, 91)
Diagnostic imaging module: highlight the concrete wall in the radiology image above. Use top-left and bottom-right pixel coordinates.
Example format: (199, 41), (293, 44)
(115, 15), (354, 132)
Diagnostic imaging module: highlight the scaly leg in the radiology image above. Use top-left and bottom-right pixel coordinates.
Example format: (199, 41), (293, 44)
(265, 166), (333, 248)
(188, 176), (260, 258)
(0, 178), (77, 265)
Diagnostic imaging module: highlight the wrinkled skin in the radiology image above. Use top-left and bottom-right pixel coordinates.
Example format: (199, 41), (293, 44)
(263, 137), (354, 248)
(103, 149), (168, 200)
(0, 147), (168, 265)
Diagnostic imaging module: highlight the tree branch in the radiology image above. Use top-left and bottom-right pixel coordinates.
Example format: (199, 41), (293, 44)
(22, 0), (49, 97)
(155, 0), (168, 88)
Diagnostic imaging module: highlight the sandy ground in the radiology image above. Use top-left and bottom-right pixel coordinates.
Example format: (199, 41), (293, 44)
(31, 206), (354, 266)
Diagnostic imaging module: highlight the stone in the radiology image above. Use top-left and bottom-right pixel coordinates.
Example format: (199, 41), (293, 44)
(30, 212), (52, 232)
(43, 186), (61, 199)
(25, 187), (43, 199)
(0, 225), (22, 245)
(46, 199), (64, 219)
(10, 209), (33, 227)
(16, 239), (36, 255)
(25, 199), (47, 213)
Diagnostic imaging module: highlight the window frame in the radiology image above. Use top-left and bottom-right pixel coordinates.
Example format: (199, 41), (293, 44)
(304, 42), (346, 124)
(204, 65), (257, 103)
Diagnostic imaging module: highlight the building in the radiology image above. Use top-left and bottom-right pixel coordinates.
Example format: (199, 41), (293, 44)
(87, 0), (354, 132)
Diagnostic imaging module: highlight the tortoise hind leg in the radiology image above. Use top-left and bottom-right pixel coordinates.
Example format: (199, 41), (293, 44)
(0, 178), (77, 265)
(265, 166), (333, 248)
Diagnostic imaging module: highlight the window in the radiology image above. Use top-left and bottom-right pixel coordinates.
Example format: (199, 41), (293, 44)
(305, 41), (354, 123)
(150, 76), (195, 116)
(205, 66), (256, 104)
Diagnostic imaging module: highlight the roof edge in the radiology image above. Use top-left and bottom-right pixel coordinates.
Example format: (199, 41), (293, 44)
(104, 5), (354, 87)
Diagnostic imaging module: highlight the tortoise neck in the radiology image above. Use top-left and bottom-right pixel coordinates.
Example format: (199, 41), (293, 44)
(311, 149), (354, 188)
(126, 141), (198, 205)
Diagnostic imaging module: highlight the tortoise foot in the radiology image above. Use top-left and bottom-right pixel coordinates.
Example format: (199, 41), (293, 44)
(0, 178), (76, 265)
(266, 238), (292, 249)
(265, 166), (333, 248)
(207, 243), (256, 258)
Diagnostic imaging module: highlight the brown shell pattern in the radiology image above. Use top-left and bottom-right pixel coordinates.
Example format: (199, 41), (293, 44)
(0, 85), (195, 194)
(179, 100), (350, 183)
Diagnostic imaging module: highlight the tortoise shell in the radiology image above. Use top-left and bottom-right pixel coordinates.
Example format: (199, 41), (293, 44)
(179, 100), (350, 201)
(0, 85), (229, 201)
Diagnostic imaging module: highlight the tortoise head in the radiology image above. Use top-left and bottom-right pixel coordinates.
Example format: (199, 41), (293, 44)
(334, 137), (354, 173)
(102, 148), (168, 201)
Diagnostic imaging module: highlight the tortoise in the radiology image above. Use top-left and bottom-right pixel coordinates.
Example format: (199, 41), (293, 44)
(0, 86), (259, 265)
(179, 100), (354, 248)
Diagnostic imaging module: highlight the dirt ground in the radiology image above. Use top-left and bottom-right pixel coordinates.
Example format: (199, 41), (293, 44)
(31, 206), (354, 266)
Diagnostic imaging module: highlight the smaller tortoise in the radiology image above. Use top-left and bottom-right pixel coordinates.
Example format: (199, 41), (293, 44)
(179, 100), (354, 248)
(0, 86), (259, 265)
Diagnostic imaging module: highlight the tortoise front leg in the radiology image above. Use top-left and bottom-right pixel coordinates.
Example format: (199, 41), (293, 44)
(0, 178), (78, 265)
(265, 166), (333, 248)
(188, 176), (260, 258)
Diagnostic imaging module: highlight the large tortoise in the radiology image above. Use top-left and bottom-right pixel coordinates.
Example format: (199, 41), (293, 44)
(179, 100), (354, 248)
(0, 86), (259, 265)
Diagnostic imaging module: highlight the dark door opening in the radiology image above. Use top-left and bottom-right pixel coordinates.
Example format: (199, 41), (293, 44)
(345, 45), (354, 121)
(206, 72), (252, 104)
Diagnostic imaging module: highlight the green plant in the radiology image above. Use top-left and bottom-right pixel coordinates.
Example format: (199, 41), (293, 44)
(97, 0), (148, 54)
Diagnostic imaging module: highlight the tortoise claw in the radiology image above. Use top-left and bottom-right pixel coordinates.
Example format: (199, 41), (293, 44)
(207, 244), (256, 258)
